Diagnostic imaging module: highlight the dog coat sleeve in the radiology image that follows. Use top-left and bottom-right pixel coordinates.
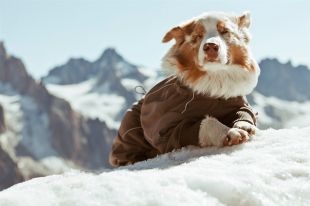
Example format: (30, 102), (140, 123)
(221, 96), (257, 127)
(143, 115), (202, 154)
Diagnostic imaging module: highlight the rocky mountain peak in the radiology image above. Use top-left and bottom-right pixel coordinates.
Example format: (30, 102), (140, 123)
(0, 43), (52, 110)
(67, 57), (88, 65)
(43, 48), (148, 99)
(97, 48), (123, 62)
(0, 42), (7, 58)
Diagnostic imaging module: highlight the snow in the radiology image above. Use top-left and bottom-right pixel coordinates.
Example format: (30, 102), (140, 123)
(46, 79), (126, 129)
(115, 61), (137, 77)
(1, 127), (310, 206)
(121, 78), (141, 90)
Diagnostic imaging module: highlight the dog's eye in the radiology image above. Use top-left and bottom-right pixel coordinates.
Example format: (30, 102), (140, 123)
(196, 34), (203, 39)
(220, 28), (229, 35)
(191, 34), (203, 43)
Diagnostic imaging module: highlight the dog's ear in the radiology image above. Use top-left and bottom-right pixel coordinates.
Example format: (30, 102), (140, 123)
(162, 26), (184, 43)
(238, 11), (251, 28)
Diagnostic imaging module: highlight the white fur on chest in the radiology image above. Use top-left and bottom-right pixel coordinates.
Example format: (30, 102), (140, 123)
(179, 63), (260, 99)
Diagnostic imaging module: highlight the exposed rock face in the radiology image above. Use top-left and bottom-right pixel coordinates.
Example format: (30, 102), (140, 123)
(48, 99), (115, 169)
(0, 97), (23, 191)
(0, 41), (116, 182)
(257, 58), (310, 102)
(0, 43), (52, 111)
(0, 145), (24, 191)
(43, 58), (94, 84)
(0, 105), (5, 133)
(83, 118), (116, 169)
(94, 48), (147, 82)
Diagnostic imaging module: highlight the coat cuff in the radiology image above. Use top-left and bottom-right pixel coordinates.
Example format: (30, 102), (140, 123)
(232, 109), (257, 126)
(198, 116), (229, 147)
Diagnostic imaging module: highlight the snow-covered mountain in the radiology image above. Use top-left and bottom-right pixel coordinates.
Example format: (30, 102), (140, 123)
(1, 127), (309, 206)
(0, 42), (116, 190)
(256, 58), (310, 102)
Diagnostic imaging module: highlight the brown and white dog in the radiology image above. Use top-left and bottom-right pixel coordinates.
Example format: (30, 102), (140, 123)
(161, 11), (260, 146)
(109, 11), (260, 167)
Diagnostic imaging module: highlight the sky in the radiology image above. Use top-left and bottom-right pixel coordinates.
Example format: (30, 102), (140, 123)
(0, 0), (309, 78)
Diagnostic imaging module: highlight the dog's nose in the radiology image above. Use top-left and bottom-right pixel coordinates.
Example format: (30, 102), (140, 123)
(203, 43), (219, 53)
(203, 43), (219, 61)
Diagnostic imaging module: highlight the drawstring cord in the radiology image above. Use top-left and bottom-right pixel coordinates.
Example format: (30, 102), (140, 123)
(145, 83), (175, 98)
(122, 126), (142, 138)
(134, 85), (147, 95)
(135, 83), (195, 114)
(181, 92), (195, 114)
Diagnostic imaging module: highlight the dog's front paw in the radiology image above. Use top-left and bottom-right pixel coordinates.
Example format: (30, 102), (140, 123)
(199, 116), (229, 147)
(233, 121), (257, 136)
(223, 128), (249, 146)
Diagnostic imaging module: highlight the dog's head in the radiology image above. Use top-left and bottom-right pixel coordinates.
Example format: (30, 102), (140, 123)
(161, 11), (260, 98)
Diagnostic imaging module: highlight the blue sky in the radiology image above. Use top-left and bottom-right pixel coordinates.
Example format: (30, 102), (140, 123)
(1, 0), (309, 78)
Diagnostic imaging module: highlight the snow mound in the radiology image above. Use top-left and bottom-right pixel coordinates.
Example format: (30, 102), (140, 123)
(1, 128), (310, 206)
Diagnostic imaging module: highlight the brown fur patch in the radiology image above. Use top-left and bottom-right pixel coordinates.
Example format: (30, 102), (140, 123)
(217, 21), (228, 35)
(229, 44), (256, 72)
(217, 21), (242, 42)
(238, 13), (250, 28)
(162, 27), (184, 43)
(163, 21), (207, 83)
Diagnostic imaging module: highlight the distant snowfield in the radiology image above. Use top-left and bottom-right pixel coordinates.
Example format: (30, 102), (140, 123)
(1, 127), (310, 206)
(45, 68), (162, 129)
(252, 92), (310, 129)
(46, 79), (126, 129)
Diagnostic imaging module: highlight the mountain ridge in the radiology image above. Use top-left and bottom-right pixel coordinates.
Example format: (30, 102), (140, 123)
(257, 58), (310, 102)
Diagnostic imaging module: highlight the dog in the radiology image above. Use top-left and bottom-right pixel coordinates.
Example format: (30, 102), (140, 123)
(109, 11), (260, 167)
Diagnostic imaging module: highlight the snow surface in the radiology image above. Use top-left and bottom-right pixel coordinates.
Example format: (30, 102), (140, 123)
(1, 127), (310, 206)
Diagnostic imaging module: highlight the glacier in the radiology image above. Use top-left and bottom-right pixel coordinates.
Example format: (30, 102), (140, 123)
(0, 127), (310, 206)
